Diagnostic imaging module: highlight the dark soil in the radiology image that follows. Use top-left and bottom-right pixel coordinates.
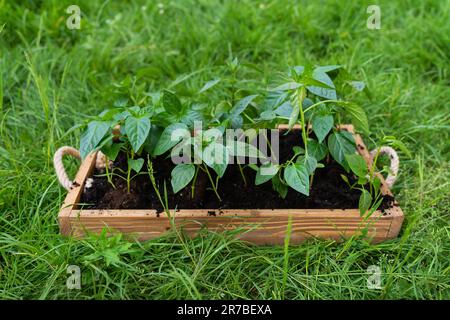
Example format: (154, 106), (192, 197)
(80, 130), (396, 213)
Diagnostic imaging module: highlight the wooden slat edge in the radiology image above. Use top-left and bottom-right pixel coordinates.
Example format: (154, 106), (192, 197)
(277, 124), (354, 132)
(384, 206), (405, 239)
(58, 152), (97, 235)
(72, 208), (387, 219)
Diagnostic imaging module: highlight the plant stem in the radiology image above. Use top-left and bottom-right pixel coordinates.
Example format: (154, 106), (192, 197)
(297, 86), (308, 155)
(147, 156), (166, 211)
(191, 165), (199, 199)
(303, 99), (343, 113)
(262, 130), (278, 164)
(369, 147), (382, 196)
(237, 162), (247, 186)
(163, 181), (170, 216)
(202, 164), (222, 201)
(242, 112), (256, 124)
(104, 156), (116, 189)
(126, 152), (131, 193)
(215, 175), (220, 190)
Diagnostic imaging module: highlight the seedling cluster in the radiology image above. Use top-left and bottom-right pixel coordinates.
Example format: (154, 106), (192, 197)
(80, 62), (388, 215)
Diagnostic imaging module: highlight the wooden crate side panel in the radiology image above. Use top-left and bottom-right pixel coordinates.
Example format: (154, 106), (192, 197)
(384, 206), (404, 239)
(69, 211), (395, 244)
(58, 152), (97, 235)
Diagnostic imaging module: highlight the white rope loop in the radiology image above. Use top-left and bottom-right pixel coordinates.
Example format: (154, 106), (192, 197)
(53, 146), (81, 191)
(369, 146), (399, 189)
(53, 147), (109, 191)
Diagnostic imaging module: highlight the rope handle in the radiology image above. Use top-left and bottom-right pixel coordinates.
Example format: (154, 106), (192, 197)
(369, 146), (399, 189)
(53, 146), (109, 191)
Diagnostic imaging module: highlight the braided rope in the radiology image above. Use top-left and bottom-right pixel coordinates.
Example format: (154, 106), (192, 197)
(53, 147), (108, 191)
(369, 146), (399, 189)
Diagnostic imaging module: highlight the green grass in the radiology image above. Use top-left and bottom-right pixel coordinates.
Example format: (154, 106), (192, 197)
(0, 0), (449, 299)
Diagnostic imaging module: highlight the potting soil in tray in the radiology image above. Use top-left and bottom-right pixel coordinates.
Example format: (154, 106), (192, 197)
(80, 131), (395, 212)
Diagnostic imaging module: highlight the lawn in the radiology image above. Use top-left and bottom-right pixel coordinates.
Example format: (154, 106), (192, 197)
(0, 0), (448, 299)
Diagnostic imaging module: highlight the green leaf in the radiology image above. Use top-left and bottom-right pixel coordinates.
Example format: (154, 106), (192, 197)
(113, 97), (129, 107)
(288, 101), (300, 130)
(202, 127), (224, 143)
(80, 121), (111, 159)
(227, 140), (265, 159)
(274, 101), (293, 118)
(171, 164), (195, 193)
(341, 102), (369, 134)
(128, 158), (144, 173)
(306, 68), (337, 99)
(358, 176), (369, 185)
(162, 90), (182, 115)
(340, 174), (350, 185)
(372, 176), (381, 196)
(284, 164), (310, 196)
(290, 66), (305, 76)
(345, 153), (368, 178)
(147, 91), (162, 105)
(101, 143), (123, 161)
(327, 131), (356, 171)
(261, 91), (288, 111)
(359, 189), (372, 216)
(272, 174), (288, 199)
(153, 123), (189, 156)
(99, 108), (122, 121)
(307, 86), (337, 100)
(315, 65), (342, 73)
(308, 139), (328, 161)
(113, 110), (131, 122)
(255, 163), (279, 185)
(143, 125), (163, 156)
(230, 115), (243, 129)
(127, 105), (142, 116)
(312, 114), (334, 143)
(259, 110), (276, 120)
(230, 95), (258, 117)
(199, 79), (220, 93)
(124, 116), (151, 153)
(297, 154), (318, 175)
(181, 109), (205, 127)
(293, 146), (305, 155)
(202, 142), (229, 177)
(83, 241), (133, 267)
(271, 82), (302, 91)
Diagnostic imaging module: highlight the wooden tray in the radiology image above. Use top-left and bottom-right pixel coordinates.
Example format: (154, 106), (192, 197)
(58, 125), (404, 244)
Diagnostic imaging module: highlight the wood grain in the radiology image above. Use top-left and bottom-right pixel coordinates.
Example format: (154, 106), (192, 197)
(58, 152), (97, 235)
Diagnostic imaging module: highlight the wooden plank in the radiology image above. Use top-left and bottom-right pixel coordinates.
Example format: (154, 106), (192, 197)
(68, 206), (394, 244)
(69, 216), (393, 245)
(384, 206), (404, 239)
(74, 208), (385, 218)
(58, 152), (97, 235)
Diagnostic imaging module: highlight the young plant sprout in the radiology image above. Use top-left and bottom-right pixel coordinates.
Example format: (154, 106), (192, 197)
(340, 153), (385, 216)
(247, 65), (369, 203)
(78, 64), (383, 213)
